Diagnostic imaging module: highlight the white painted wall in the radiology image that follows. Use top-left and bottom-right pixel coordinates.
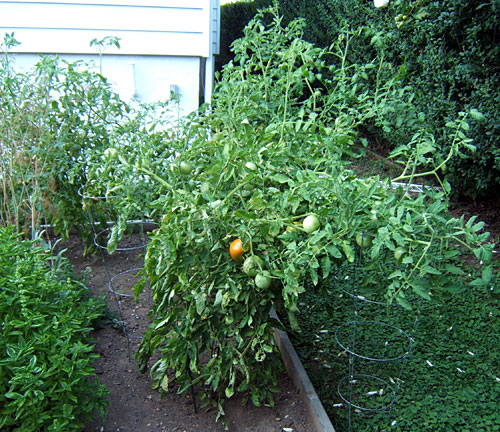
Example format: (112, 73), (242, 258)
(9, 53), (202, 115)
(0, 0), (220, 113)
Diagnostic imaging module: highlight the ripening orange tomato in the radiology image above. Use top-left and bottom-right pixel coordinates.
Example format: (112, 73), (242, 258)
(229, 238), (245, 261)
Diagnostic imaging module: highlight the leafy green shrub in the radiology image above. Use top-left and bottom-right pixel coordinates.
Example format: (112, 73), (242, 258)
(128, 6), (494, 428)
(397, 0), (500, 197)
(0, 226), (108, 431)
(276, 0), (500, 197)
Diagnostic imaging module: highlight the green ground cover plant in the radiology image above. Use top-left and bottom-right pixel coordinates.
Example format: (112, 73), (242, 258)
(285, 267), (500, 431)
(0, 226), (108, 431)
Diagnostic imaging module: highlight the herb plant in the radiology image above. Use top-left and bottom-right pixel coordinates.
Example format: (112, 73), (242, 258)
(0, 227), (108, 431)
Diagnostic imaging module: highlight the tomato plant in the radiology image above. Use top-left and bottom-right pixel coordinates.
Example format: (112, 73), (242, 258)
(1, 6), (494, 430)
(0, 36), (127, 248)
(124, 5), (496, 428)
(84, 98), (184, 253)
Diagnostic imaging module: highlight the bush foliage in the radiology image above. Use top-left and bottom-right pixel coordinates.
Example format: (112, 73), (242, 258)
(270, 0), (500, 197)
(0, 227), (108, 431)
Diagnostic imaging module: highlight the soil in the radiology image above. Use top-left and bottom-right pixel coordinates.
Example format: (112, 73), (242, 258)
(61, 233), (311, 432)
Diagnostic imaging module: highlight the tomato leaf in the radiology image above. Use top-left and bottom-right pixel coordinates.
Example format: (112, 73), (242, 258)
(271, 174), (293, 185)
(326, 244), (342, 258)
(234, 210), (257, 220)
(411, 282), (432, 300)
(310, 267), (319, 286)
(444, 264), (464, 276)
(342, 242), (355, 263)
(396, 295), (412, 310)
(321, 256), (332, 279)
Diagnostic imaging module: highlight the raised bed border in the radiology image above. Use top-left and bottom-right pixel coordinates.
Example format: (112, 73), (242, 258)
(272, 311), (336, 432)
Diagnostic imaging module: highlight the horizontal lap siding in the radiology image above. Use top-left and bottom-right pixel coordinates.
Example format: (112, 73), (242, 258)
(0, 1), (211, 56)
(10, 0), (202, 6)
(210, 0), (220, 55)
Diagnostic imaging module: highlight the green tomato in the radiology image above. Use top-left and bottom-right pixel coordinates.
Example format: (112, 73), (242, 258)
(245, 161), (258, 171)
(255, 272), (272, 289)
(242, 255), (264, 277)
(394, 247), (406, 264)
(303, 214), (320, 234)
(355, 232), (372, 249)
(179, 161), (193, 175)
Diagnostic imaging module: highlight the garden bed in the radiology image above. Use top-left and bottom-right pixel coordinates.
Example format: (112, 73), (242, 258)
(280, 266), (499, 432)
(60, 233), (312, 432)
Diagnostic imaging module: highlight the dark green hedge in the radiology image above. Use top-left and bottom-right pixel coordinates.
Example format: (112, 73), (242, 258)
(275, 0), (500, 197)
(216, 0), (273, 74)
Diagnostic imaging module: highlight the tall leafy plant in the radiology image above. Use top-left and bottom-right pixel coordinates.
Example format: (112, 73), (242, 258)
(0, 227), (108, 431)
(130, 6), (495, 428)
(0, 33), (127, 244)
(0, 34), (54, 235)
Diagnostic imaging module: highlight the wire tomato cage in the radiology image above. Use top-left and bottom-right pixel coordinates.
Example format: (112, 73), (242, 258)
(332, 232), (423, 432)
(95, 221), (156, 361)
(81, 185), (157, 361)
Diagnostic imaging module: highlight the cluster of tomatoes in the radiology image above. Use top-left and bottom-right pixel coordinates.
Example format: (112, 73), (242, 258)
(229, 214), (321, 289)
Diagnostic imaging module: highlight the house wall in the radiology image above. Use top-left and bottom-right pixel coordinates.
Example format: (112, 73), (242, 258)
(205, 0), (221, 102)
(0, 0), (220, 113)
(9, 53), (201, 113)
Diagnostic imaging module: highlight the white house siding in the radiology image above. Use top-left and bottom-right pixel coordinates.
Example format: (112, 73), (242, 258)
(10, 53), (201, 113)
(204, 0), (220, 102)
(0, 0), (220, 113)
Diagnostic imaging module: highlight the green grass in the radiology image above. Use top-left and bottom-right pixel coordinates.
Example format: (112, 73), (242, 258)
(284, 267), (500, 432)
